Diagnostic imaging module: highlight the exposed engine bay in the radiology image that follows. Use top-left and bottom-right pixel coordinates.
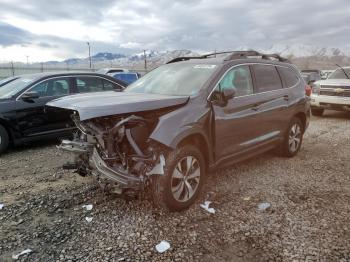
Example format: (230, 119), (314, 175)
(59, 111), (170, 193)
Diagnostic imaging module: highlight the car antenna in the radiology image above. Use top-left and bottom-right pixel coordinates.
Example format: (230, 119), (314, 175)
(335, 64), (350, 79)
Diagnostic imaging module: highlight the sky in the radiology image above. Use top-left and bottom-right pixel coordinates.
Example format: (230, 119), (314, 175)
(0, 0), (350, 62)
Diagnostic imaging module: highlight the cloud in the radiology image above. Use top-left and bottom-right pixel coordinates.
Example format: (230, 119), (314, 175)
(0, 0), (350, 62)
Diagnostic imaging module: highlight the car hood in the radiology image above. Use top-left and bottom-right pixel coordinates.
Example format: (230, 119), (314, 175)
(47, 91), (189, 121)
(316, 79), (350, 86)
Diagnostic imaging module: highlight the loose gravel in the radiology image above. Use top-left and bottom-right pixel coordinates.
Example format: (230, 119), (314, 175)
(0, 111), (349, 261)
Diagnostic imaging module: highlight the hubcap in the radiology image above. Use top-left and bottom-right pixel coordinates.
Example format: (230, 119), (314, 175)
(171, 156), (201, 202)
(289, 124), (301, 153)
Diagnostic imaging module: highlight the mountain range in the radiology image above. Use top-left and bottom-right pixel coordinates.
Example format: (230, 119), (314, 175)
(26, 44), (350, 70)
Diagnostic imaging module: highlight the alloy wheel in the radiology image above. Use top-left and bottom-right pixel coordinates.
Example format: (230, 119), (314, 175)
(289, 124), (302, 153)
(171, 156), (201, 202)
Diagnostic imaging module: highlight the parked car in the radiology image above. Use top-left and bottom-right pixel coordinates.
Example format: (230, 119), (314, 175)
(0, 72), (127, 154)
(110, 72), (140, 84)
(96, 68), (129, 74)
(310, 66), (350, 116)
(300, 69), (322, 85)
(48, 51), (310, 211)
(0, 76), (19, 87)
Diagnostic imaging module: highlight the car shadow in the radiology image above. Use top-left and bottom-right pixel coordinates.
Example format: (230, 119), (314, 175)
(316, 111), (350, 119)
(4, 138), (60, 155)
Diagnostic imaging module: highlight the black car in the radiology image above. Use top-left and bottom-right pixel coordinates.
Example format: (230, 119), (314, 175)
(0, 72), (127, 154)
(48, 51), (310, 211)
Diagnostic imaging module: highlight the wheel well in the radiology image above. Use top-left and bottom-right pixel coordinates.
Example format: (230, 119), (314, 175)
(178, 134), (210, 169)
(294, 112), (306, 133)
(0, 120), (13, 142)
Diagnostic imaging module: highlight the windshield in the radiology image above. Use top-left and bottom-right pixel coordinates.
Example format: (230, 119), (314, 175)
(125, 63), (217, 96)
(0, 77), (35, 99)
(328, 68), (350, 79)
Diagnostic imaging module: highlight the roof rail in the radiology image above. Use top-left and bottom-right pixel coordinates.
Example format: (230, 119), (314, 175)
(166, 50), (290, 64)
(224, 51), (290, 63)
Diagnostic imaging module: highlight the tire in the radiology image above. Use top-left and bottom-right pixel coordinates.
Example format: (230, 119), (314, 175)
(151, 144), (206, 211)
(0, 124), (9, 155)
(280, 117), (304, 157)
(311, 108), (324, 116)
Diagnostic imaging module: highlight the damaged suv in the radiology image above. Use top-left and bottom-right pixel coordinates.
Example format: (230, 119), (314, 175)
(48, 51), (310, 211)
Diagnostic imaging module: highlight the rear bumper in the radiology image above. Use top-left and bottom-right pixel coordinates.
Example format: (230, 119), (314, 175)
(310, 94), (350, 111)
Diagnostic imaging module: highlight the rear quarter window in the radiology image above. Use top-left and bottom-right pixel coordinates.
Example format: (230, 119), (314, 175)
(252, 64), (282, 93)
(278, 67), (300, 88)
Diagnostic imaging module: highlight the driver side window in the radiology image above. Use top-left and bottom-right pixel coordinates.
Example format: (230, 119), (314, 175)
(218, 65), (254, 97)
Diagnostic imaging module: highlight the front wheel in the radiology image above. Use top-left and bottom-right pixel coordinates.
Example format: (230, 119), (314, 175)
(280, 117), (304, 157)
(151, 144), (206, 211)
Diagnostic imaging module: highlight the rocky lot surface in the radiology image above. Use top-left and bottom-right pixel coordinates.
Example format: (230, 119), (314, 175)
(0, 112), (349, 262)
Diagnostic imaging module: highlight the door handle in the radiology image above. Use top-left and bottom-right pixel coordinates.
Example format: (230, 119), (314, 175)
(283, 95), (289, 101)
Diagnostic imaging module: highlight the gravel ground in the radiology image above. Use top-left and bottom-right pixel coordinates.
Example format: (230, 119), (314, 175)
(0, 111), (349, 262)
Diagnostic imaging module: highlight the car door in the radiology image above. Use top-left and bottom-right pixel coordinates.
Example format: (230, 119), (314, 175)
(211, 65), (267, 160)
(15, 77), (75, 137)
(250, 64), (290, 142)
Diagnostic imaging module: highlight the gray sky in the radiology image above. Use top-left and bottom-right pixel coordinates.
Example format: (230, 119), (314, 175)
(1, 0), (350, 62)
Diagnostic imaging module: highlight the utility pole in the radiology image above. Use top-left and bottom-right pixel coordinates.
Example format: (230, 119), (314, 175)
(11, 61), (15, 76)
(41, 62), (44, 72)
(87, 42), (92, 69)
(26, 56), (29, 67)
(143, 50), (147, 71)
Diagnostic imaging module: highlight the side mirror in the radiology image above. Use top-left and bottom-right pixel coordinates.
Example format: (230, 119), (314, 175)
(222, 87), (236, 101)
(21, 91), (40, 100)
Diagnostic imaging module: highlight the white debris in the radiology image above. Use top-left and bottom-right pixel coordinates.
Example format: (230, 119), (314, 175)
(82, 204), (93, 211)
(200, 201), (216, 214)
(155, 241), (170, 253)
(85, 217), (93, 223)
(0, 203), (4, 210)
(258, 202), (271, 211)
(12, 249), (33, 260)
(146, 154), (165, 176)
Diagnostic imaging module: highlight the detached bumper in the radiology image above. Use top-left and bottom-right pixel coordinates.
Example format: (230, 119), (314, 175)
(89, 148), (141, 188)
(310, 94), (350, 111)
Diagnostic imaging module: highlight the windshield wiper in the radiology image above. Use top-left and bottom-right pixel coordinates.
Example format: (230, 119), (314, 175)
(335, 64), (350, 79)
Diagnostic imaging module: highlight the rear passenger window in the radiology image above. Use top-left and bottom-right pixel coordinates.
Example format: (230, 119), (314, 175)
(252, 65), (282, 93)
(277, 67), (300, 88)
(76, 77), (104, 93)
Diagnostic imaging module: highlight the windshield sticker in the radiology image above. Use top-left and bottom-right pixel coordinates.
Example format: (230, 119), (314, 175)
(193, 65), (217, 69)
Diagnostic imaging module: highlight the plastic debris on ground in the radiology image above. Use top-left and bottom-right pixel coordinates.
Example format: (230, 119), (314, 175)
(82, 204), (93, 211)
(258, 202), (271, 211)
(243, 196), (251, 201)
(200, 201), (216, 214)
(12, 249), (33, 260)
(155, 241), (170, 253)
(85, 217), (93, 223)
(0, 203), (4, 210)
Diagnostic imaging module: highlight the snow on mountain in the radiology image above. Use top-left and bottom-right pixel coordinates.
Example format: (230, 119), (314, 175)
(35, 45), (350, 69)
(260, 44), (348, 58)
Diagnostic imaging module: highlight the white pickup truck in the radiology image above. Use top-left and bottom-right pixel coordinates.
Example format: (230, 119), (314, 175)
(310, 67), (350, 116)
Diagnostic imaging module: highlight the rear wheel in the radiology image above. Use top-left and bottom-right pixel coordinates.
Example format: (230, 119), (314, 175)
(280, 117), (303, 157)
(311, 108), (324, 116)
(151, 144), (206, 211)
(0, 124), (9, 155)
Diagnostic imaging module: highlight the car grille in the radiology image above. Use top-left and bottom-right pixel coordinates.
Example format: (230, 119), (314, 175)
(320, 86), (350, 97)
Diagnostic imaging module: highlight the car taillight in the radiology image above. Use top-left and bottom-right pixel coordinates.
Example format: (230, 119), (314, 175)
(305, 85), (312, 97)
